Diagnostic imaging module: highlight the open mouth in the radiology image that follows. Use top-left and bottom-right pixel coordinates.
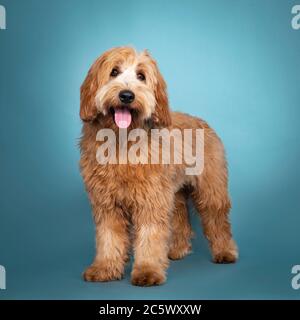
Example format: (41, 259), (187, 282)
(110, 106), (137, 129)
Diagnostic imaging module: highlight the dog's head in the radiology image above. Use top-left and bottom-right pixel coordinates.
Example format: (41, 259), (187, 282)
(80, 47), (171, 128)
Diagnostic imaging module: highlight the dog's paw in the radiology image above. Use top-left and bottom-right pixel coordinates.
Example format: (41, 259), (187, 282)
(131, 265), (165, 287)
(213, 251), (237, 264)
(168, 243), (191, 260)
(83, 264), (123, 282)
(212, 239), (238, 264)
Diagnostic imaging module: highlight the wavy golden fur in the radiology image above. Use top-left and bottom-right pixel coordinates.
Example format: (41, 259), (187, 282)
(79, 47), (238, 286)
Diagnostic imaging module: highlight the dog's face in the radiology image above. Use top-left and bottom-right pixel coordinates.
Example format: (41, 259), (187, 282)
(80, 47), (171, 128)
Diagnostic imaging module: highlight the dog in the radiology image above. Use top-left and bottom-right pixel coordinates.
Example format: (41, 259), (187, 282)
(79, 47), (238, 286)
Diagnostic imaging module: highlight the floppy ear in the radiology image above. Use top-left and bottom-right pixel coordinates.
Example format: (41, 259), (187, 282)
(151, 60), (172, 128)
(80, 56), (105, 122)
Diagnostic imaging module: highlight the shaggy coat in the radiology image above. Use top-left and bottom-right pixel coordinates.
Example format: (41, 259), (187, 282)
(79, 47), (238, 286)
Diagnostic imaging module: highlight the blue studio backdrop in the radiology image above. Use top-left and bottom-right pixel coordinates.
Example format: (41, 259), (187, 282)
(0, 0), (300, 299)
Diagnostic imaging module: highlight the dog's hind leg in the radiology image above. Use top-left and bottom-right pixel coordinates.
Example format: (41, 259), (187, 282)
(191, 182), (238, 263)
(191, 134), (238, 263)
(168, 190), (193, 260)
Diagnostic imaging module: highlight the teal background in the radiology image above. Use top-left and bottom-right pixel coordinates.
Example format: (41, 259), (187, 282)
(1, 0), (300, 299)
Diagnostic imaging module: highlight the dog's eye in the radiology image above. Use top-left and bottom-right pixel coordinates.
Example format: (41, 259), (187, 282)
(110, 68), (119, 77)
(137, 72), (146, 81)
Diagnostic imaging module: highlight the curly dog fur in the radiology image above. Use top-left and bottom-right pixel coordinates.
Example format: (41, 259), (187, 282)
(79, 47), (238, 286)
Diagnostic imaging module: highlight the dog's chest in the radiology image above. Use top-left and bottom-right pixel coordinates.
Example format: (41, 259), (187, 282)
(93, 163), (169, 205)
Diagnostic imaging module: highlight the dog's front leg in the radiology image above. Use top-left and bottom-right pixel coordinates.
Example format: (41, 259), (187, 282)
(131, 201), (172, 286)
(83, 206), (130, 282)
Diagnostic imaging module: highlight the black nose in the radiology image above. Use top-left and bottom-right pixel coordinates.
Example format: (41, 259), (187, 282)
(119, 90), (135, 104)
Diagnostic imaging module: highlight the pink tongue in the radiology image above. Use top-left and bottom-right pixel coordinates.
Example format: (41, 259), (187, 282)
(114, 109), (132, 128)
